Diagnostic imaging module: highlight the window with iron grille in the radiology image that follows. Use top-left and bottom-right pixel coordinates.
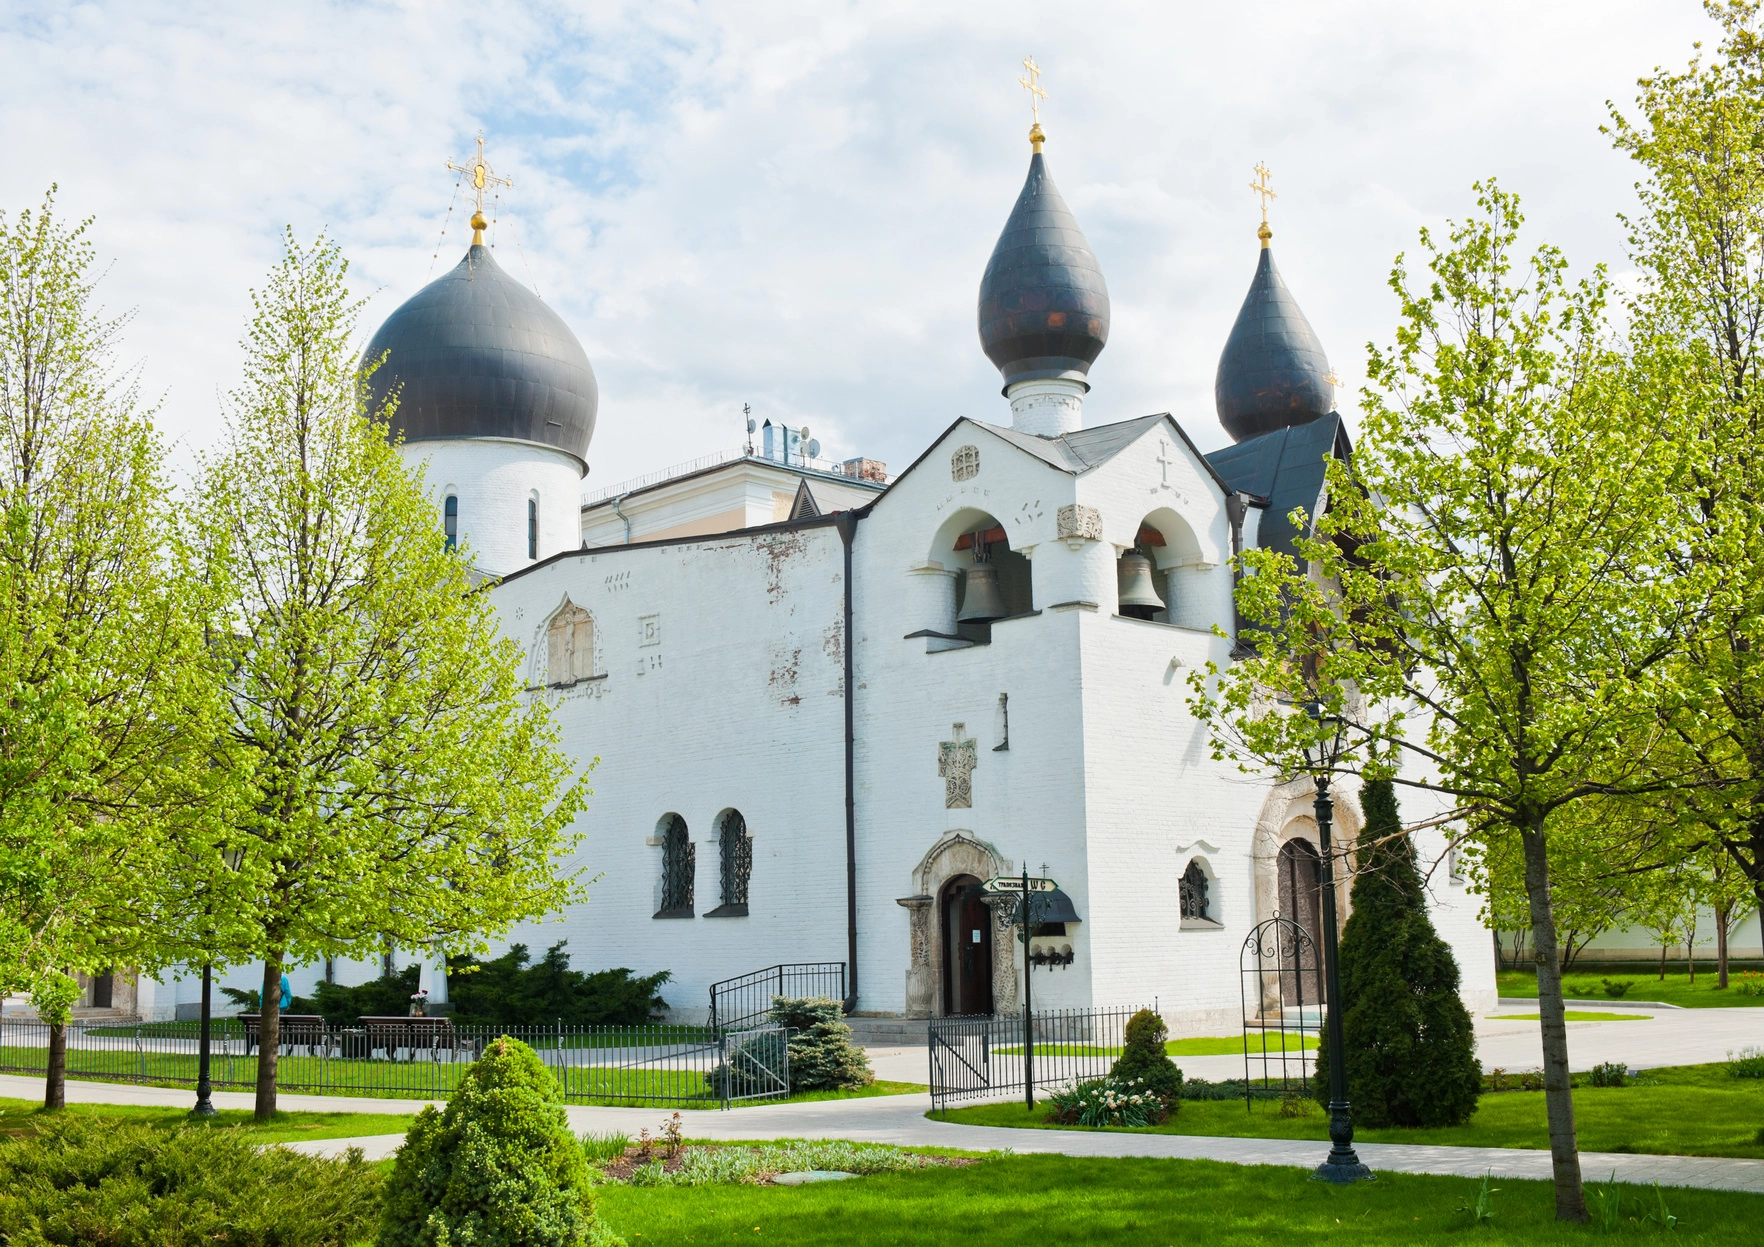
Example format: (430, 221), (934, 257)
(655, 813), (694, 918)
(1180, 859), (1213, 924)
(707, 810), (751, 917)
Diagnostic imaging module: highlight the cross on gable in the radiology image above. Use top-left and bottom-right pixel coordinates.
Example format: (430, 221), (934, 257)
(938, 723), (978, 809)
(1155, 439), (1174, 488)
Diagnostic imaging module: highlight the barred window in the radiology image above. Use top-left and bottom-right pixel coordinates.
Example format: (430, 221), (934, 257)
(1180, 860), (1212, 923)
(527, 497), (539, 560)
(708, 809), (752, 917)
(655, 814), (694, 918)
(444, 495), (458, 550)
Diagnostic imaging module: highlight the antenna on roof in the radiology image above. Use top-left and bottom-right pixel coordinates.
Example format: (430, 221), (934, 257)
(743, 403), (755, 456)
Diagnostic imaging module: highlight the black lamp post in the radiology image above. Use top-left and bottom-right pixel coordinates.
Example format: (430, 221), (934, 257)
(193, 846), (244, 1118)
(1303, 702), (1372, 1184)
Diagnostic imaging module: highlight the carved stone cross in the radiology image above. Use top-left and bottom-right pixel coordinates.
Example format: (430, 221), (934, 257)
(1155, 440), (1173, 487)
(938, 723), (978, 809)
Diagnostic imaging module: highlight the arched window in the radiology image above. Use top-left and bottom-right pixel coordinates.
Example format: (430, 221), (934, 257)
(527, 497), (539, 560)
(655, 814), (694, 918)
(444, 495), (459, 551)
(707, 810), (751, 917)
(546, 601), (595, 685)
(1180, 859), (1218, 926)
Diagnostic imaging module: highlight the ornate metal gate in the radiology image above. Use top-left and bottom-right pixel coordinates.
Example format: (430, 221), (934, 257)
(1239, 916), (1320, 1108)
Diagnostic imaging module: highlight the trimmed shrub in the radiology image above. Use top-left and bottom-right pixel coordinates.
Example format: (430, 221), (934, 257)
(448, 942), (670, 1027)
(1313, 778), (1481, 1127)
(1588, 1062), (1627, 1088)
(1107, 1009), (1183, 1111)
(767, 996), (873, 1092)
(0, 1116), (380, 1246)
(380, 1035), (597, 1247)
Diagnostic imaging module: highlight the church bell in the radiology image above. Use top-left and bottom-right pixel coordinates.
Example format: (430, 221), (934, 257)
(957, 562), (1008, 623)
(1117, 551), (1164, 620)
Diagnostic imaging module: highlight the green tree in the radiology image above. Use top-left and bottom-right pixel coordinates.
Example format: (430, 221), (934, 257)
(380, 1035), (596, 1247)
(0, 190), (229, 1109)
(1190, 184), (1707, 1220)
(1107, 1008), (1183, 1110)
(1313, 780), (1479, 1127)
(193, 231), (587, 1119)
(1607, 0), (1764, 942)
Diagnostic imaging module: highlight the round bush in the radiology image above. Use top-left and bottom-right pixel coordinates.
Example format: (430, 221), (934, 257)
(1107, 1008), (1183, 1111)
(379, 1035), (597, 1247)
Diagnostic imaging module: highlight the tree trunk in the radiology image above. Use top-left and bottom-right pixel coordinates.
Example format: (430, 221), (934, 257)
(1658, 942), (1667, 980)
(1685, 910), (1697, 986)
(1520, 822), (1587, 1222)
(254, 954), (282, 1121)
(44, 1022), (66, 1111)
(1715, 901), (1731, 990)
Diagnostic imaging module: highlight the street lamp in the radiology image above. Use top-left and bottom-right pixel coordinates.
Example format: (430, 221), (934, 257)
(1301, 701), (1372, 1184)
(193, 845), (245, 1118)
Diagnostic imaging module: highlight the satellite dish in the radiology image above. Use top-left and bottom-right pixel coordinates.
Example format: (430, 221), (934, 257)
(807, 439), (821, 458)
(800, 426), (811, 441)
(746, 418), (756, 434)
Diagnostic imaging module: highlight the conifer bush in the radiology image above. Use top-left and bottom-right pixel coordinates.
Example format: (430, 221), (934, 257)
(767, 996), (874, 1091)
(1313, 779), (1481, 1127)
(1107, 1008), (1184, 1111)
(379, 1035), (598, 1247)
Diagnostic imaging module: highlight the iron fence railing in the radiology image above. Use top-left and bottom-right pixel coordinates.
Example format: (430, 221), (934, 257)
(708, 963), (847, 1031)
(0, 1017), (789, 1109)
(928, 1006), (1145, 1110)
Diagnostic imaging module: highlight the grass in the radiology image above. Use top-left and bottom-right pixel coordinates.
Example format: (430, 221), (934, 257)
(1498, 968), (1764, 1008)
(0, 1044), (922, 1108)
(1489, 1011), (1652, 1022)
(993, 1033), (1318, 1058)
(0, 1095), (414, 1144)
(593, 1152), (1764, 1245)
(934, 1062), (1764, 1159)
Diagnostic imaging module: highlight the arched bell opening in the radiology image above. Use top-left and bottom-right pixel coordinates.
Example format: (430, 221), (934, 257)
(930, 508), (1032, 641)
(1119, 507), (1205, 624)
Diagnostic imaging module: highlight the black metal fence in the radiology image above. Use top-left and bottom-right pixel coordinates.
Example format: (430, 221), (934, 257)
(927, 1006), (1144, 1110)
(0, 1017), (789, 1109)
(1240, 917), (1322, 1106)
(708, 962), (847, 1030)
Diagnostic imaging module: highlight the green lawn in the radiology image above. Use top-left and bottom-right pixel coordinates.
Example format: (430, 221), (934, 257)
(0, 1095), (414, 1144)
(934, 1063), (1764, 1159)
(0, 1042), (922, 1108)
(994, 1033), (1318, 1058)
(594, 1153), (1764, 1245)
(1499, 968), (1764, 1008)
(1489, 1011), (1651, 1022)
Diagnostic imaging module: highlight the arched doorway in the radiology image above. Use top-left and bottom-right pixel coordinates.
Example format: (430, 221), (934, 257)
(940, 874), (994, 1016)
(1277, 839), (1324, 1007)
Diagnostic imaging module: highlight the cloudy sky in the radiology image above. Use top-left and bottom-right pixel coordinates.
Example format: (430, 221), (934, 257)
(0, 0), (1718, 489)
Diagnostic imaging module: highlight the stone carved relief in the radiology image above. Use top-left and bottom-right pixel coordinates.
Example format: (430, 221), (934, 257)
(546, 600), (596, 685)
(1056, 504), (1103, 542)
(898, 831), (1019, 1019)
(938, 724), (978, 808)
(951, 445), (980, 481)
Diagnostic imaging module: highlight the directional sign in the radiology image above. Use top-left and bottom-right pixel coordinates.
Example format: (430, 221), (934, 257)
(981, 876), (1058, 894)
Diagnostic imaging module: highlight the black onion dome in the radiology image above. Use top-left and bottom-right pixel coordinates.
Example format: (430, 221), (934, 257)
(977, 150), (1110, 393)
(362, 244), (597, 474)
(1214, 245), (1333, 444)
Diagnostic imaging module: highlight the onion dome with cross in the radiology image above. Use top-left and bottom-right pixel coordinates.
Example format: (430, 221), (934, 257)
(977, 57), (1110, 437)
(1213, 163), (1336, 445)
(361, 135), (599, 475)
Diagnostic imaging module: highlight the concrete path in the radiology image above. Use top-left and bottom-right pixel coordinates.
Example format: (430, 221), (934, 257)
(7, 1069), (1763, 1196)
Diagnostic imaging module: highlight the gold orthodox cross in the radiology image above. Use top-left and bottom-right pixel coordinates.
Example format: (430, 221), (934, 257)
(447, 132), (513, 244)
(1019, 56), (1048, 124)
(1249, 161), (1276, 245)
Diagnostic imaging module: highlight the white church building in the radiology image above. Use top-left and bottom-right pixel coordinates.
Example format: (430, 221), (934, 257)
(141, 126), (1497, 1030)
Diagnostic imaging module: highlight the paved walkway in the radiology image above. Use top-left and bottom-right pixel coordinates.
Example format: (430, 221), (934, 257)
(6, 1072), (1762, 1195)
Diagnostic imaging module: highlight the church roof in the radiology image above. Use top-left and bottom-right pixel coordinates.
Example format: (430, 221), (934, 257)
(1205, 412), (1351, 562)
(977, 148), (1110, 392)
(1214, 244), (1333, 444)
(362, 244), (598, 474)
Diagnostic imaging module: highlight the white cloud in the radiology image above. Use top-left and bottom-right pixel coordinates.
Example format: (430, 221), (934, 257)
(0, 0), (1715, 486)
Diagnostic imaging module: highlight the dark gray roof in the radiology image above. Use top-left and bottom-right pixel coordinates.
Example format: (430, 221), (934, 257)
(1214, 245), (1333, 444)
(977, 149), (1110, 392)
(1206, 412), (1351, 562)
(362, 245), (597, 473)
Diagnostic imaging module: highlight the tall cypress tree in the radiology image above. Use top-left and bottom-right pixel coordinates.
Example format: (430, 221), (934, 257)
(1314, 778), (1481, 1127)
